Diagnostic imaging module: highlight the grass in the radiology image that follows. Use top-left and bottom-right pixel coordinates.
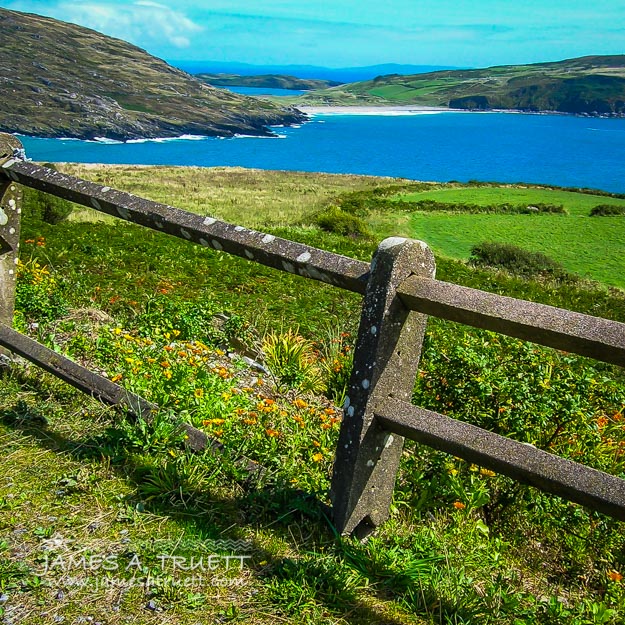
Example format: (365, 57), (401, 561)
(2, 165), (625, 624)
(366, 185), (625, 288)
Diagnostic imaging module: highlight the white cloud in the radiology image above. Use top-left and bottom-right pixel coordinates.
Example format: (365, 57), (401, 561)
(9, 1), (203, 50)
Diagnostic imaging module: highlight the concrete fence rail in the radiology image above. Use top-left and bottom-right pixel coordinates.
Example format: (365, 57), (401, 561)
(1, 133), (624, 536)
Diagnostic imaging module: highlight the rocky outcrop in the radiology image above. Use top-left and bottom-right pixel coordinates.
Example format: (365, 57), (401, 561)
(0, 8), (305, 140)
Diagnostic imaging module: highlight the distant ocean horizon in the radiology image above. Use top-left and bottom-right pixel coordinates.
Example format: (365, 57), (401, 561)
(17, 110), (625, 194)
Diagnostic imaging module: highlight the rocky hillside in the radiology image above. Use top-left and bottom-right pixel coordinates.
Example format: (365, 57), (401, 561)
(197, 73), (341, 90)
(299, 55), (625, 116)
(0, 8), (304, 140)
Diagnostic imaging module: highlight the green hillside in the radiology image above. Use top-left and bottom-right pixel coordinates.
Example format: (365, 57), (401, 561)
(295, 55), (625, 115)
(0, 8), (304, 140)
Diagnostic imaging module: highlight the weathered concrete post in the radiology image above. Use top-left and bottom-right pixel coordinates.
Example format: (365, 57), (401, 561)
(0, 134), (23, 334)
(330, 237), (435, 536)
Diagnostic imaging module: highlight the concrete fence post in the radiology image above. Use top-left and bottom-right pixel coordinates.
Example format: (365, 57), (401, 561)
(0, 134), (23, 334)
(330, 237), (436, 536)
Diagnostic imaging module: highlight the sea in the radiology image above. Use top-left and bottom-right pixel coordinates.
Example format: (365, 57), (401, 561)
(16, 106), (625, 193)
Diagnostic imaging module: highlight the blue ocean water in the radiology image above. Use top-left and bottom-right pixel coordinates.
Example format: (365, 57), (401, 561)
(17, 111), (625, 193)
(218, 86), (307, 96)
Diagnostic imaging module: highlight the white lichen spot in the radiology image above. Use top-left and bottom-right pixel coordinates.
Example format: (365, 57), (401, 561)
(370, 326), (377, 335)
(384, 434), (395, 448)
(8, 269), (14, 275)
(212, 240), (223, 251)
(101, 186), (111, 193)
(199, 238), (209, 247)
(10, 185), (16, 192)
(91, 198), (101, 211)
(296, 251), (311, 263)
(344, 444), (349, 449)
(203, 217), (216, 226)
(234, 225), (245, 232)
(244, 250), (254, 260)
(14, 257), (19, 265)
(117, 206), (130, 220)
(343, 396), (350, 409)
(282, 261), (295, 273)
(366, 460), (375, 468)
(8, 199), (16, 209)
(362, 379), (370, 390)
(0, 210), (7, 226)
(9, 227), (15, 235)
(348, 406), (355, 417)
(262, 234), (275, 244)
(180, 228), (192, 240)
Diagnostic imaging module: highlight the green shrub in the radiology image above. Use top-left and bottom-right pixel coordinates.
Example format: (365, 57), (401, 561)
(316, 205), (371, 238)
(590, 204), (625, 216)
(15, 259), (68, 321)
(468, 242), (575, 281)
(396, 199), (566, 214)
(135, 294), (225, 344)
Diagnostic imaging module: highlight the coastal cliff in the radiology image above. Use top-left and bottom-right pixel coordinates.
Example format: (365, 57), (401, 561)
(0, 8), (305, 141)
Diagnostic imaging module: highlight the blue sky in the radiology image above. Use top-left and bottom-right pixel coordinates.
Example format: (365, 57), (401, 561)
(4, 1), (625, 68)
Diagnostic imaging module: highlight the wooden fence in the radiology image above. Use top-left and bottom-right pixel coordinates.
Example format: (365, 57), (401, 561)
(1, 133), (624, 536)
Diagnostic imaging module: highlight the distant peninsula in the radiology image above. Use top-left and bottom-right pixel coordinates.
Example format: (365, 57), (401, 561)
(293, 55), (625, 117)
(196, 73), (341, 90)
(0, 8), (305, 141)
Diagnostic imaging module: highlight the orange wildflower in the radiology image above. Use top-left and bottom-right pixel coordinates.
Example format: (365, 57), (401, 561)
(265, 428), (280, 437)
(293, 398), (308, 409)
(453, 501), (466, 510)
(608, 570), (623, 582)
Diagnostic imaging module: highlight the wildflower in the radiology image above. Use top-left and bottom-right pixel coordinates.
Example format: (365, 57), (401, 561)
(163, 370), (172, 380)
(194, 388), (204, 399)
(222, 393), (231, 402)
(312, 440), (321, 448)
(453, 501), (466, 510)
(480, 468), (496, 477)
(113, 328), (122, 335)
(160, 361), (170, 368)
(243, 418), (257, 425)
(214, 429), (224, 437)
(111, 374), (123, 383)
(24, 238), (35, 244)
(596, 416), (609, 428)
(293, 398), (308, 409)
(448, 468), (458, 476)
(265, 428), (280, 437)
(608, 570), (623, 582)
(312, 453), (323, 463)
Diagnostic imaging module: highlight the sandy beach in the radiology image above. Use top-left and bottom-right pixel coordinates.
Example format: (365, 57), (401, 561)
(297, 105), (455, 116)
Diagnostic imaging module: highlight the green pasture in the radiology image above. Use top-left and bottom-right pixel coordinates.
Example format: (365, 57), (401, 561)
(383, 186), (625, 288)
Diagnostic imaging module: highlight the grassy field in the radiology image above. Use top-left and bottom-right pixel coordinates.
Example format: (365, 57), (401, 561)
(365, 185), (625, 288)
(2, 166), (624, 625)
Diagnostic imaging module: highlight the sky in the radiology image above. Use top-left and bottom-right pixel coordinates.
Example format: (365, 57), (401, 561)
(4, 0), (625, 69)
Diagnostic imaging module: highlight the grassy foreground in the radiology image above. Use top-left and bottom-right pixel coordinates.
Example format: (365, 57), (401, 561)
(1, 166), (624, 624)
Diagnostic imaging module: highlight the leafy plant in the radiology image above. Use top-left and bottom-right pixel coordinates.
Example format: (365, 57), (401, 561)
(261, 328), (324, 393)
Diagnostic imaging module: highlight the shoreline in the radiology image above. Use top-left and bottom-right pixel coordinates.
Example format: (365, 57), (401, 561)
(298, 105), (456, 116)
(296, 104), (625, 119)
